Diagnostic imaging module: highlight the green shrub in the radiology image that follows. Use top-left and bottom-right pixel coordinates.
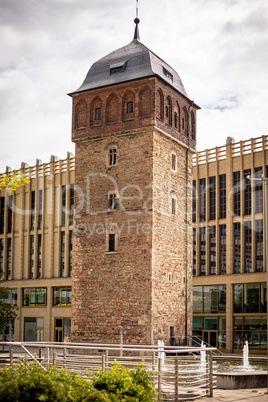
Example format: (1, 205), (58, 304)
(0, 361), (156, 402)
(0, 362), (92, 402)
(91, 362), (156, 401)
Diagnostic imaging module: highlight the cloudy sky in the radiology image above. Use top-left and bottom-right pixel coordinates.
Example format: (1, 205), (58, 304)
(0, 0), (267, 172)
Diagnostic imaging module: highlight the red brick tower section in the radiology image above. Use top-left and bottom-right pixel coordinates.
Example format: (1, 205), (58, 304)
(69, 35), (199, 345)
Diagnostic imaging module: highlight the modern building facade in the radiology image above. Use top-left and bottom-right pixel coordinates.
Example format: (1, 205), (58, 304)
(0, 156), (74, 342)
(192, 136), (267, 353)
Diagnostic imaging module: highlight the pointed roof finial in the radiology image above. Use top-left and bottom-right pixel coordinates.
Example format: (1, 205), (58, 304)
(134, 0), (140, 41)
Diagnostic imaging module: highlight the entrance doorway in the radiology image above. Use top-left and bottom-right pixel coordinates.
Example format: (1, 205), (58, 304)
(203, 331), (217, 347)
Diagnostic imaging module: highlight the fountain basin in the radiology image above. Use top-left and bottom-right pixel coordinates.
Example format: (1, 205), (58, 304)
(216, 371), (267, 389)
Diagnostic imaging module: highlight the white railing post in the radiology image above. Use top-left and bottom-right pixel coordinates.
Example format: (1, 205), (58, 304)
(158, 356), (161, 400)
(175, 357), (179, 402)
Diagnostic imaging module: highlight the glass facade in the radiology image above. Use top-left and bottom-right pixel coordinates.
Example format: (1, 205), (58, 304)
(193, 285), (226, 350)
(209, 177), (216, 220)
(244, 169), (251, 215)
(233, 171), (241, 216)
(220, 225), (226, 275)
(256, 220), (263, 272)
(255, 167), (263, 214)
(233, 283), (267, 351)
(234, 223), (241, 274)
(209, 226), (216, 275)
(219, 174), (226, 219)
(200, 227), (206, 275)
(192, 181), (196, 223)
(200, 178), (206, 222)
(245, 223), (252, 273)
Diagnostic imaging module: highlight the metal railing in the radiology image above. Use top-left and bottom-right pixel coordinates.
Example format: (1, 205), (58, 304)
(0, 341), (216, 401)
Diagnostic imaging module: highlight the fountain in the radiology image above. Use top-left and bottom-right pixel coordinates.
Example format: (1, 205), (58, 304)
(200, 341), (206, 370)
(216, 341), (267, 389)
(242, 340), (250, 370)
(158, 339), (165, 365)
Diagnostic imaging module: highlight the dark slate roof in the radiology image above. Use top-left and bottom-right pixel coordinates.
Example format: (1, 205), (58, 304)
(69, 39), (189, 99)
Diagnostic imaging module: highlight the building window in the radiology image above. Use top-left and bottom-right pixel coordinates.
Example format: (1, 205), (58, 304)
(255, 167), (263, 214)
(171, 197), (176, 215)
(245, 222), (252, 273)
(70, 184), (74, 225)
(191, 111), (195, 141)
(192, 181), (196, 223)
(209, 177), (216, 220)
(108, 193), (118, 210)
(127, 101), (134, 114)
(108, 233), (116, 252)
(256, 220), (263, 272)
(30, 235), (34, 279)
(38, 189), (43, 229)
(220, 224), (226, 275)
(200, 227), (206, 276)
(23, 288), (47, 306)
(193, 285), (226, 314)
(109, 148), (117, 166)
(61, 185), (66, 226)
(193, 228), (196, 276)
(233, 172), (241, 216)
(174, 112), (177, 128)
(31, 191), (35, 230)
(171, 153), (176, 172)
(234, 283), (267, 314)
(95, 108), (101, 120)
(233, 283), (267, 351)
(244, 169), (251, 215)
(61, 232), (65, 277)
(234, 223), (241, 274)
(69, 231), (72, 277)
(209, 226), (216, 275)
(219, 174), (226, 219)
(37, 235), (41, 278)
(7, 238), (11, 280)
(53, 287), (71, 306)
(7, 196), (12, 233)
(0, 197), (4, 234)
(0, 239), (3, 275)
(200, 178), (206, 222)
(5, 289), (17, 306)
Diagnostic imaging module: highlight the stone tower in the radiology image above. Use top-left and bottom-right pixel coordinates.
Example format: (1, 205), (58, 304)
(70, 19), (199, 345)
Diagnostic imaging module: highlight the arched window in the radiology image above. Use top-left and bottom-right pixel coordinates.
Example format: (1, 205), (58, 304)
(166, 96), (172, 125)
(106, 93), (119, 124)
(157, 89), (164, 120)
(139, 86), (151, 118)
(174, 112), (177, 128)
(175, 102), (181, 131)
(191, 111), (196, 141)
(75, 99), (87, 129)
(182, 107), (188, 136)
(122, 90), (135, 121)
(171, 151), (177, 172)
(90, 97), (102, 127)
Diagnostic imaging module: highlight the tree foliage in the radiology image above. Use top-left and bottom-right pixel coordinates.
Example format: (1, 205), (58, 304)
(0, 277), (18, 333)
(0, 172), (29, 194)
